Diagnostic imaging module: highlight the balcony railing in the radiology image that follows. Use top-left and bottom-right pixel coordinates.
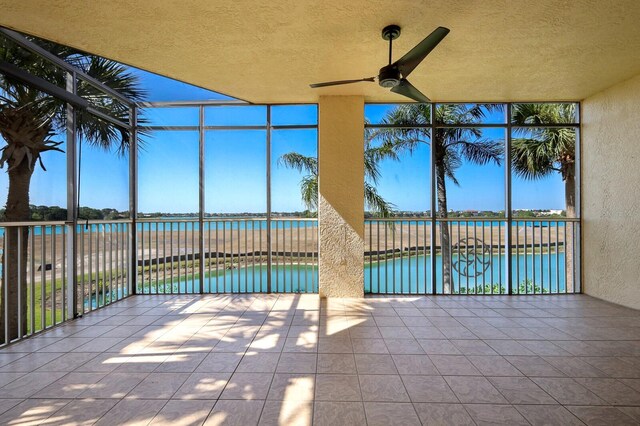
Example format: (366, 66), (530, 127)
(0, 220), (130, 344)
(1, 216), (580, 346)
(136, 218), (319, 294)
(365, 218), (580, 295)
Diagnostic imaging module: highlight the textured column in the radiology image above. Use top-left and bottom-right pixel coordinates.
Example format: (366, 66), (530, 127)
(318, 96), (364, 298)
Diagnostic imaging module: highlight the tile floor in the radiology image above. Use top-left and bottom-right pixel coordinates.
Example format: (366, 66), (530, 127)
(0, 294), (639, 425)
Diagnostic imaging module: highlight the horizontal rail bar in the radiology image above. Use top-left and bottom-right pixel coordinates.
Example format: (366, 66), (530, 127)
(0, 60), (89, 109)
(0, 27), (135, 106)
(366, 123), (580, 129)
(366, 217), (580, 222)
(140, 124), (317, 132)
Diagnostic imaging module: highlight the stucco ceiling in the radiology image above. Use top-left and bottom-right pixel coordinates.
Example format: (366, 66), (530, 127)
(1, 0), (640, 103)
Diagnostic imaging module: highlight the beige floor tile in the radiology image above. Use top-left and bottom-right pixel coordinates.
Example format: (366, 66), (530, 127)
(384, 338), (425, 355)
(505, 355), (565, 377)
(0, 372), (26, 388)
(317, 337), (353, 353)
(0, 398), (70, 425)
(259, 399), (312, 425)
(351, 338), (388, 354)
(32, 372), (107, 399)
(515, 404), (584, 426)
(47, 398), (118, 425)
(80, 372), (148, 399)
(364, 402), (421, 426)
(401, 375), (459, 403)
(354, 353), (397, 374)
(417, 339), (462, 355)
(74, 337), (126, 352)
(205, 399), (264, 426)
(267, 374), (315, 401)
(276, 353), (316, 373)
(450, 339), (498, 355)
(173, 372), (231, 400)
(35, 352), (99, 372)
(220, 372), (273, 400)
(157, 352), (207, 373)
(532, 377), (607, 405)
(237, 352), (280, 373)
(567, 405), (638, 426)
(127, 372), (189, 399)
(150, 400), (215, 425)
(0, 352), (63, 372)
(0, 398), (23, 416)
(413, 403), (475, 425)
(543, 356), (608, 377)
(358, 374), (409, 402)
(445, 376), (508, 404)
(313, 401), (365, 426)
(196, 352), (243, 373)
(95, 398), (167, 426)
(488, 376), (557, 404)
(0, 371), (68, 398)
(316, 353), (357, 374)
(391, 354), (439, 375)
(314, 374), (361, 401)
(429, 355), (481, 375)
(464, 403), (529, 425)
(466, 355), (524, 376)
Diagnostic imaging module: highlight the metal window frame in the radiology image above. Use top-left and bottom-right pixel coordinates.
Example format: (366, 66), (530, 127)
(136, 102), (319, 294)
(364, 101), (582, 295)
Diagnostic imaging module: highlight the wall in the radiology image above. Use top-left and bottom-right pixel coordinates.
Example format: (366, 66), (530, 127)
(317, 96), (364, 298)
(582, 73), (640, 309)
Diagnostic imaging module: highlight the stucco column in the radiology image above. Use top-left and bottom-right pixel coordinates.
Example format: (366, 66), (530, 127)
(318, 95), (364, 298)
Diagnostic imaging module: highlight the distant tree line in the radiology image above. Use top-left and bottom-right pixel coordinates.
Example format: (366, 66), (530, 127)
(0, 205), (129, 221)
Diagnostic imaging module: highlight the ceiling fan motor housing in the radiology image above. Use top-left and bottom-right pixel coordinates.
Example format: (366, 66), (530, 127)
(378, 65), (401, 88)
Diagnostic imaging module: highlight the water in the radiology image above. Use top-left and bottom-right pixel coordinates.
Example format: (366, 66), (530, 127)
(0, 219), (564, 237)
(125, 252), (565, 296)
(135, 264), (318, 295)
(365, 252), (566, 294)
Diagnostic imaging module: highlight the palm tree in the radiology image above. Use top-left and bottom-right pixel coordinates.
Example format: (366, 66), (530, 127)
(374, 104), (503, 293)
(0, 35), (145, 341)
(511, 103), (576, 290)
(278, 128), (397, 217)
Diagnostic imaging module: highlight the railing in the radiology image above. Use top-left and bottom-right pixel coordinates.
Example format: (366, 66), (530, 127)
(365, 218), (580, 295)
(0, 220), (129, 346)
(77, 221), (131, 314)
(137, 218), (319, 294)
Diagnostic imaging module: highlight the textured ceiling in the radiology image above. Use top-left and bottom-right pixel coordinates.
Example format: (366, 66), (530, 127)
(1, 0), (640, 103)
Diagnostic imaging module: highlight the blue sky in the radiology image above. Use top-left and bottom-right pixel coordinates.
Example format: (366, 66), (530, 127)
(0, 67), (567, 214)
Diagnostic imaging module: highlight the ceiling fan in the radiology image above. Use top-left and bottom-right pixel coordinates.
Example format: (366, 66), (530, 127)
(310, 25), (449, 102)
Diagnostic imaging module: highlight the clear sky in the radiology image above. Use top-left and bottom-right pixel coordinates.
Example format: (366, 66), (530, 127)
(0, 66), (568, 215)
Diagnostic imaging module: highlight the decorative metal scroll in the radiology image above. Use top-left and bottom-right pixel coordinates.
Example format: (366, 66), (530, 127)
(452, 237), (491, 277)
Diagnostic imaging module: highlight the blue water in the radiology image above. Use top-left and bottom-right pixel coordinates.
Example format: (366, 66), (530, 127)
(365, 252), (566, 294)
(128, 252), (565, 295)
(0, 219), (565, 237)
(136, 264), (318, 294)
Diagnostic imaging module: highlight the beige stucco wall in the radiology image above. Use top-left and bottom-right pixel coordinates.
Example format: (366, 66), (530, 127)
(582, 73), (640, 309)
(318, 96), (364, 297)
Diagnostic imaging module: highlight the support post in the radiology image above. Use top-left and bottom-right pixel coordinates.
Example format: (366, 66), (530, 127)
(318, 96), (364, 298)
(505, 103), (513, 295)
(129, 107), (138, 296)
(199, 105), (205, 294)
(65, 71), (78, 319)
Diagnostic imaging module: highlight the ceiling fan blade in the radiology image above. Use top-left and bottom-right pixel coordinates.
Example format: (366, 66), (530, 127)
(309, 77), (375, 88)
(393, 26), (450, 78)
(390, 79), (431, 103)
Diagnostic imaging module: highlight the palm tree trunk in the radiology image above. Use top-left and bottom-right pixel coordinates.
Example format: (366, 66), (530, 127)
(435, 163), (452, 294)
(564, 172), (576, 292)
(0, 159), (34, 343)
